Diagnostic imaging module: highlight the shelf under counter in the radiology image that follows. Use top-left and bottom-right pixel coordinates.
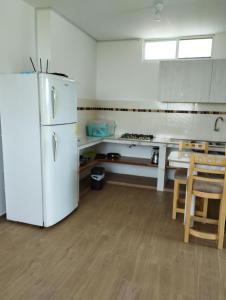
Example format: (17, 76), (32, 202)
(79, 159), (98, 172)
(106, 173), (175, 192)
(79, 156), (171, 173)
(79, 172), (175, 196)
(97, 156), (158, 168)
(79, 137), (168, 191)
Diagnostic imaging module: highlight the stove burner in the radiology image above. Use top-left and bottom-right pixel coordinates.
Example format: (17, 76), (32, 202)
(120, 133), (154, 142)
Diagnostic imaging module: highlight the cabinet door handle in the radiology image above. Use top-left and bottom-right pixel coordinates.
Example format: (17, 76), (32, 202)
(52, 132), (58, 162)
(51, 86), (57, 119)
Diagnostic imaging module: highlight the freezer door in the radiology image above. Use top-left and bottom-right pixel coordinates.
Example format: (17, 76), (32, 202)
(41, 123), (78, 227)
(39, 74), (77, 125)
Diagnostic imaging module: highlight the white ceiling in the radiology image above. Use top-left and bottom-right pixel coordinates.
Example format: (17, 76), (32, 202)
(24, 0), (226, 41)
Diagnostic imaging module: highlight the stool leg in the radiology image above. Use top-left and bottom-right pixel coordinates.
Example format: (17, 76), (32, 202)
(184, 183), (192, 243)
(172, 180), (179, 220)
(218, 196), (226, 250)
(203, 198), (208, 218)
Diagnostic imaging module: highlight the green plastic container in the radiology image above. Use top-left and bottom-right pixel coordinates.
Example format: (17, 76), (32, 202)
(86, 120), (115, 137)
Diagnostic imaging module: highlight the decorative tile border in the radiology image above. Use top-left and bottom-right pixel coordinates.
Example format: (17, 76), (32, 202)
(77, 107), (226, 115)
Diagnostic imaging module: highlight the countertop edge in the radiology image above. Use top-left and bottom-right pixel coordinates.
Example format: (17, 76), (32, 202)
(78, 136), (226, 152)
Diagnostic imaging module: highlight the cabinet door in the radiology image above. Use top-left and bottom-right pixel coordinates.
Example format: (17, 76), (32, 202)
(210, 60), (226, 103)
(158, 61), (177, 102)
(159, 60), (212, 102)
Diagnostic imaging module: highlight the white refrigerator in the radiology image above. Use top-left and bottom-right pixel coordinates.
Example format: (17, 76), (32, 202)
(0, 73), (78, 227)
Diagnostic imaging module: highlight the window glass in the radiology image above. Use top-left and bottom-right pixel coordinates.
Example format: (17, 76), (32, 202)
(144, 40), (177, 60)
(178, 38), (212, 58)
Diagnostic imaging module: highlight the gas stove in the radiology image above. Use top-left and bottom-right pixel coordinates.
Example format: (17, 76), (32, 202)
(120, 133), (154, 142)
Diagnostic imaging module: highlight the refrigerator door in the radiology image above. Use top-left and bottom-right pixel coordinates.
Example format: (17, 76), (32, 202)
(41, 123), (78, 227)
(39, 74), (77, 125)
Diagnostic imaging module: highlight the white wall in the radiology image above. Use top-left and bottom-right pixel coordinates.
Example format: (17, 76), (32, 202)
(50, 12), (97, 100)
(213, 32), (226, 59)
(0, 122), (5, 216)
(37, 9), (97, 100)
(0, 0), (36, 215)
(0, 0), (36, 73)
(36, 9), (51, 67)
(96, 104), (226, 142)
(96, 40), (159, 101)
(94, 33), (226, 142)
(96, 33), (226, 102)
(37, 9), (97, 138)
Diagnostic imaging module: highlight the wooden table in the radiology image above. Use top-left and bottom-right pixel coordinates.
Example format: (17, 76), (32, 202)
(168, 150), (224, 169)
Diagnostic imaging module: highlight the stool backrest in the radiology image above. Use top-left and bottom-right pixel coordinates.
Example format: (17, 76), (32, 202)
(179, 141), (208, 154)
(188, 154), (226, 195)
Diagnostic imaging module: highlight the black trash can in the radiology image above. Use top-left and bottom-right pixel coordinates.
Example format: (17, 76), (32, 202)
(91, 167), (105, 190)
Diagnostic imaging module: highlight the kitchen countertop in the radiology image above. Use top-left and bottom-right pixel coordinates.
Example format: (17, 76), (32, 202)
(103, 136), (171, 146)
(78, 136), (103, 150)
(78, 135), (226, 152)
(78, 135), (172, 150)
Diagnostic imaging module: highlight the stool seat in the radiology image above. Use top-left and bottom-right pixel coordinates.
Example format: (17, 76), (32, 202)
(193, 180), (223, 194)
(174, 168), (187, 181)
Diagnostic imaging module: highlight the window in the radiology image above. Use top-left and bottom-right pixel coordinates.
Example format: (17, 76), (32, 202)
(144, 36), (213, 60)
(178, 38), (213, 59)
(144, 40), (177, 60)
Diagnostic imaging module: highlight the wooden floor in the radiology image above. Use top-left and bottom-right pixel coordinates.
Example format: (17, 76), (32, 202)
(0, 185), (226, 300)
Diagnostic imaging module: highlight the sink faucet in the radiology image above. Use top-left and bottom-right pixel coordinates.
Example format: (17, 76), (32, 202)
(214, 116), (224, 132)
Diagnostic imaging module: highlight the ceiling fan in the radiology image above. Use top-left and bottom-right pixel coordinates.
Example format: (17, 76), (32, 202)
(121, 0), (167, 22)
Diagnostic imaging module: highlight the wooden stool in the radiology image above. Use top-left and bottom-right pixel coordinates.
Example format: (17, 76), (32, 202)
(184, 154), (226, 249)
(172, 141), (209, 220)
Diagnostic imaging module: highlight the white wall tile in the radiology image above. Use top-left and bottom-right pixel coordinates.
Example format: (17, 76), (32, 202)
(195, 103), (226, 111)
(78, 110), (98, 137)
(167, 103), (195, 111)
(77, 98), (97, 107)
(165, 113), (194, 138)
(81, 109), (226, 141)
(95, 99), (167, 109)
(192, 114), (226, 141)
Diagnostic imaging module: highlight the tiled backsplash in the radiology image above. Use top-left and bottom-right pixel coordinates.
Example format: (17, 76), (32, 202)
(77, 99), (226, 141)
(77, 99), (98, 137)
(78, 107), (226, 115)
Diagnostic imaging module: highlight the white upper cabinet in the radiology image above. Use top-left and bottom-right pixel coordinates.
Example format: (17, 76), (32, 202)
(210, 60), (226, 103)
(159, 60), (213, 102)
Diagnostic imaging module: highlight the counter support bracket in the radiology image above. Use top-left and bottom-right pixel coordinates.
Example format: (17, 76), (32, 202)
(157, 144), (166, 191)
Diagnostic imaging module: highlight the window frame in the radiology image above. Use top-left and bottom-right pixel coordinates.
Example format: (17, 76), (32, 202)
(143, 35), (214, 62)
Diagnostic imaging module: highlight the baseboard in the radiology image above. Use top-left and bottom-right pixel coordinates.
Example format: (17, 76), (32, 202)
(79, 172), (175, 193)
(0, 210), (6, 217)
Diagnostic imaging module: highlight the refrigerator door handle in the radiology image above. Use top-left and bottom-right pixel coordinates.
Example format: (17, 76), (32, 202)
(52, 132), (58, 162)
(51, 86), (57, 119)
